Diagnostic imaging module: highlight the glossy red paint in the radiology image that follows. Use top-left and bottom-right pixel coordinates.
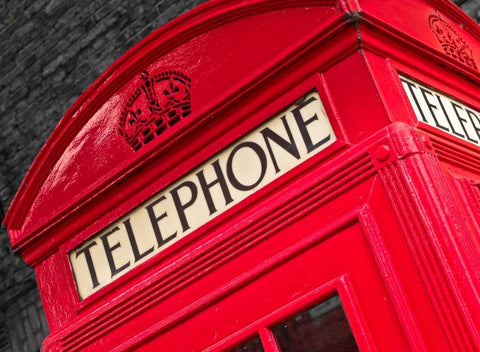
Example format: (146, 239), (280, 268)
(4, 0), (480, 351)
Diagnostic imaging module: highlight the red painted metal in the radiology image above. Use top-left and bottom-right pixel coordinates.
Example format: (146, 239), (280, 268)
(4, 0), (480, 351)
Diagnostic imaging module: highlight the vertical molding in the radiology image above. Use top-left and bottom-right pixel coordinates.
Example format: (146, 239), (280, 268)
(259, 327), (280, 352)
(358, 206), (428, 351)
(376, 128), (480, 350)
(450, 177), (480, 279)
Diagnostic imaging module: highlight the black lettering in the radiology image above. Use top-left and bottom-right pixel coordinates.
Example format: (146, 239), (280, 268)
(466, 109), (480, 144)
(145, 196), (177, 246)
(436, 94), (465, 138)
(452, 102), (478, 143)
(170, 181), (198, 232)
(401, 79), (428, 122)
(292, 95), (331, 153)
(260, 115), (300, 173)
(123, 217), (155, 262)
(100, 226), (130, 278)
(76, 241), (100, 289)
(420, 88), (449, 131)
(227, 141), (267, 191)
(196, 159), (233, 215)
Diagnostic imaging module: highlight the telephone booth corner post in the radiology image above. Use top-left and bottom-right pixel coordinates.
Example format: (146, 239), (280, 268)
(4, 0), (480, 351)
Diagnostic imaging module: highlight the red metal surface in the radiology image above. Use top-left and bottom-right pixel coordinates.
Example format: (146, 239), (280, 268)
(4, 0), (480, 351)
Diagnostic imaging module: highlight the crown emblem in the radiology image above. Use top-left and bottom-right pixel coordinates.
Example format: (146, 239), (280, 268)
(428, 12), (477, 70)
(119, 70), (192, 151)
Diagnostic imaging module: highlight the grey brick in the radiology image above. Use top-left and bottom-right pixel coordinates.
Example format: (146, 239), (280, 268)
(79, 21), (107, 49)
(24, 0), (50, 19)
(42, 53), (65, 77)
(27, 306), (40, 331)
(14, 20), (35, 39)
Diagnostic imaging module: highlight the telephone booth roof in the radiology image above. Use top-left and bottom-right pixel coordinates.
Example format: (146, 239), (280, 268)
(4, 0), (480, 265)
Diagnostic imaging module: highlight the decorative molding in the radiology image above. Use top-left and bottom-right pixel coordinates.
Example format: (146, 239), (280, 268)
(357, 11), (480, 89)
(359, 206), (428, 351)
(119, 71), (192, 151)
(431, 136), (480, 175)
(6, 3), (352, 262)
(65, 209), (366, 352)
(378, 149), (479, 350)
(56, 149), (375, 351)
(4, 0), (347, 235)
(429, 11), (478, 70)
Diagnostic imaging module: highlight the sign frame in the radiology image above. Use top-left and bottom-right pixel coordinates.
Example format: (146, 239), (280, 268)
(399, 74), (480, 148)
(62, 73), (347, 308)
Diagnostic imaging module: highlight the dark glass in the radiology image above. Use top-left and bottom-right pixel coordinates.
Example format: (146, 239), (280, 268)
(272, 295), (359, 352)
(230, 335), (265, 352)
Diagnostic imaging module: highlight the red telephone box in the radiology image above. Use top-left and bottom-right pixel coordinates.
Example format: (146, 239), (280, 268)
(4, 0), (480, 351)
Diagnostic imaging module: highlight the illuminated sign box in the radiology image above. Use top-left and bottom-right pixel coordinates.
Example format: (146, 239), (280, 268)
(400, 75), (480, 147)
(70, 91), (337, 299)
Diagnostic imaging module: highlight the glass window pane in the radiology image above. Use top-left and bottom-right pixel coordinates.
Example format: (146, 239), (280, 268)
(272, 295), (359, 352)
(230, 335), (265, 352)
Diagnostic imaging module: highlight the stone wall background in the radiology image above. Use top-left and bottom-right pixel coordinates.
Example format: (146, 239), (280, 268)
(0, 1), (206, 351)
(458, 0), (480, 22)
(0, 0), (479, 351)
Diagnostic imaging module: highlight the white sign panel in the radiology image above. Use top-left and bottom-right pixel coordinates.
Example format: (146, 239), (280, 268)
(69, 91), (336, 299)
(400, 75), (480, 147)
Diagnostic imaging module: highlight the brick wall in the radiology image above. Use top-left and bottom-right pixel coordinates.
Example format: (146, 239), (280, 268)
(457, 0), (480, 22)
(0, 1), (478, 351)
(0, 290), (48, 352)
(0, 1), (206, 351)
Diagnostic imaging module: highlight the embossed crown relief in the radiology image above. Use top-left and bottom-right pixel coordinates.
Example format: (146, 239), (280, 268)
(428, 11), (478, 70)
(119, 70), (192, 151)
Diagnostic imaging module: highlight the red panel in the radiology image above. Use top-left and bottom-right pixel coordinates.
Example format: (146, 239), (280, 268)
(358, 0), (480, 74)
(35, 253), (77, 331)
(18, 3), (343, 242)
(50, 176), (419, 351)
(132, 222), (406, 352)
(323, 51), (393, 143)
